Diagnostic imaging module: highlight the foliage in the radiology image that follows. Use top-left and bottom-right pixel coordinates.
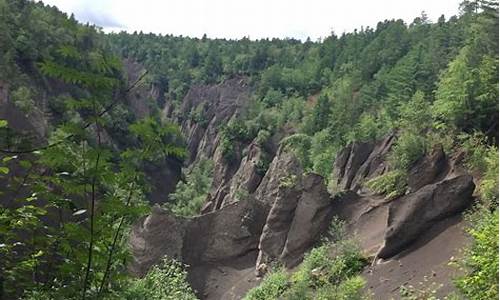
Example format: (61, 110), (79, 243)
(322, 216), (347, 244)
(285, 241), (367, 299)
(244, 240), (367, 300)
(243, 268), (289, 300)
(454, 209), (499, 300)
(121, 258), (197, 300)
(280, 134), (312, 170)
(309, 129), (338, 180)
(366, 170), (408, 200)
(315, 276), (367, 300)
(389, 131), (427, 170)
(168, 158), (213, 217)
(0, 0), (499, 298)
(11, 86), (35, 114)
(459, 132), (499, 208)
(0, 2), (187, 298)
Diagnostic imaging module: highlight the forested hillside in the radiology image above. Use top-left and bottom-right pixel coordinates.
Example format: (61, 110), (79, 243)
(0, 0), (498, 299)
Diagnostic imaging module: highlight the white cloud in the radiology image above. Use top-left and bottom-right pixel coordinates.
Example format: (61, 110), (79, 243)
(41, 0), (462, 40)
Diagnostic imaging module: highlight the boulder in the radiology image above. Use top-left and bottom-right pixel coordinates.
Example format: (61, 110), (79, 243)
(376, 175), (475, 259)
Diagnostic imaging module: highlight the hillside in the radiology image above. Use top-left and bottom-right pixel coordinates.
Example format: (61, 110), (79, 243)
(0, 0), (498, 299)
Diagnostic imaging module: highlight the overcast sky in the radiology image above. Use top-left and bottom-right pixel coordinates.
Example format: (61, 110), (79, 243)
(41, 0), (462, 40)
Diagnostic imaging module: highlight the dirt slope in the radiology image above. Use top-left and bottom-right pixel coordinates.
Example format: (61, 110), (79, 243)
(363, 215), (468, 299)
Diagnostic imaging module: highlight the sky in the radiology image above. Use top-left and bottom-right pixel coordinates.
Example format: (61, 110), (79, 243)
(41, 0), (463, 40)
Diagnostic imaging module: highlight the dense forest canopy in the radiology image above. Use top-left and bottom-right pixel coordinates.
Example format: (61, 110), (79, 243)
(0, 0), (498, 299)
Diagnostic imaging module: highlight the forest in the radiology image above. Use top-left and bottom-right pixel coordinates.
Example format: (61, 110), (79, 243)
(0, 0), (498, 299)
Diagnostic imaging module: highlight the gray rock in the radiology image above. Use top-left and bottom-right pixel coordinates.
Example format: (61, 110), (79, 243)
(281, 174), (333, 267)
(407, 144), (448, 192)
(128, 205), (186, 276)
(255, 150), (333, 269)
(129, 199), (269, 276)
(376, 175), (475, 259)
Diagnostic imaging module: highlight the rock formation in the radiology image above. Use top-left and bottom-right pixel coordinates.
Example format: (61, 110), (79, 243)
(128, 79), (476, 299)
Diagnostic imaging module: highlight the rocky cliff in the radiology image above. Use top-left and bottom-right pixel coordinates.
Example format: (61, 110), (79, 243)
(129, 76), (477, 299)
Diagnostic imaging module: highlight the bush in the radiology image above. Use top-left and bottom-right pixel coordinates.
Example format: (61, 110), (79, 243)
(478, 147), (499, 207)
(310, 129), (338, 180)
(289, 241), (366, 291)
(389, 131), (427, 170)
(366, 170), (407, 200)
(454, 209), (499, 300)
(243, 268), (289, 300)
(280, 133), (312, 169)
(121, 258), (197, 300)
(459, 132), (499, 208)
(322, 216), (347, 244)
(315, 276), (367, 300)
(347, 113), (387, 143)
(167, 158), (213, 216)
(255, 129), (271, 146)
(244, 240), (367, 300)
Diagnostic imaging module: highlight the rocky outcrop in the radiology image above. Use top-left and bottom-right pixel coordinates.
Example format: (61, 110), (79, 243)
(129, 199), (268, 277)
(130, 147), (334, 279)
(173, 76), (251, 162)
(129, 206), (186, 276)
(165, 77), (257, 213)
(122, 59), (184, 203)
(407, 144), (447, 192)
(280, 174), (333, 267)
(330, 135), (476, 261)
(223, 143), (266, 205)
(255, 150), (333, 269)
(332, 133), (395, 192)
(377, 175), (474, 259)
(254, 149), (302, 206)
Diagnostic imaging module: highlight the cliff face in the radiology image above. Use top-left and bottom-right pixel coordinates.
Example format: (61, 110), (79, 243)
(130, 76), (476, 298)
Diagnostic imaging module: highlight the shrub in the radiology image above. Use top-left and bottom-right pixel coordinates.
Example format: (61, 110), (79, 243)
(121, 258), (197, 300)
(290, 241), (366, 290)
(389, 131), (427, 170)
(454, 209), (499, 300)
(347, 113), (385, 143)
(459, 132), (499, 208)
(243, 268), (289, 300)
(478, 147), (499, 208)
(366, 170), (407, 200)
(322, 216), (347, 244)
(280, 133), (312, 169)
(255, 129), (271, 146)
(11, 86), (35, 114)
(167, 158), (213, 216)
(244, 240), (367, 300)
(315, 276), (367, 300)
(189, 103), (208, 127)
(310, 129), (338, 180)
